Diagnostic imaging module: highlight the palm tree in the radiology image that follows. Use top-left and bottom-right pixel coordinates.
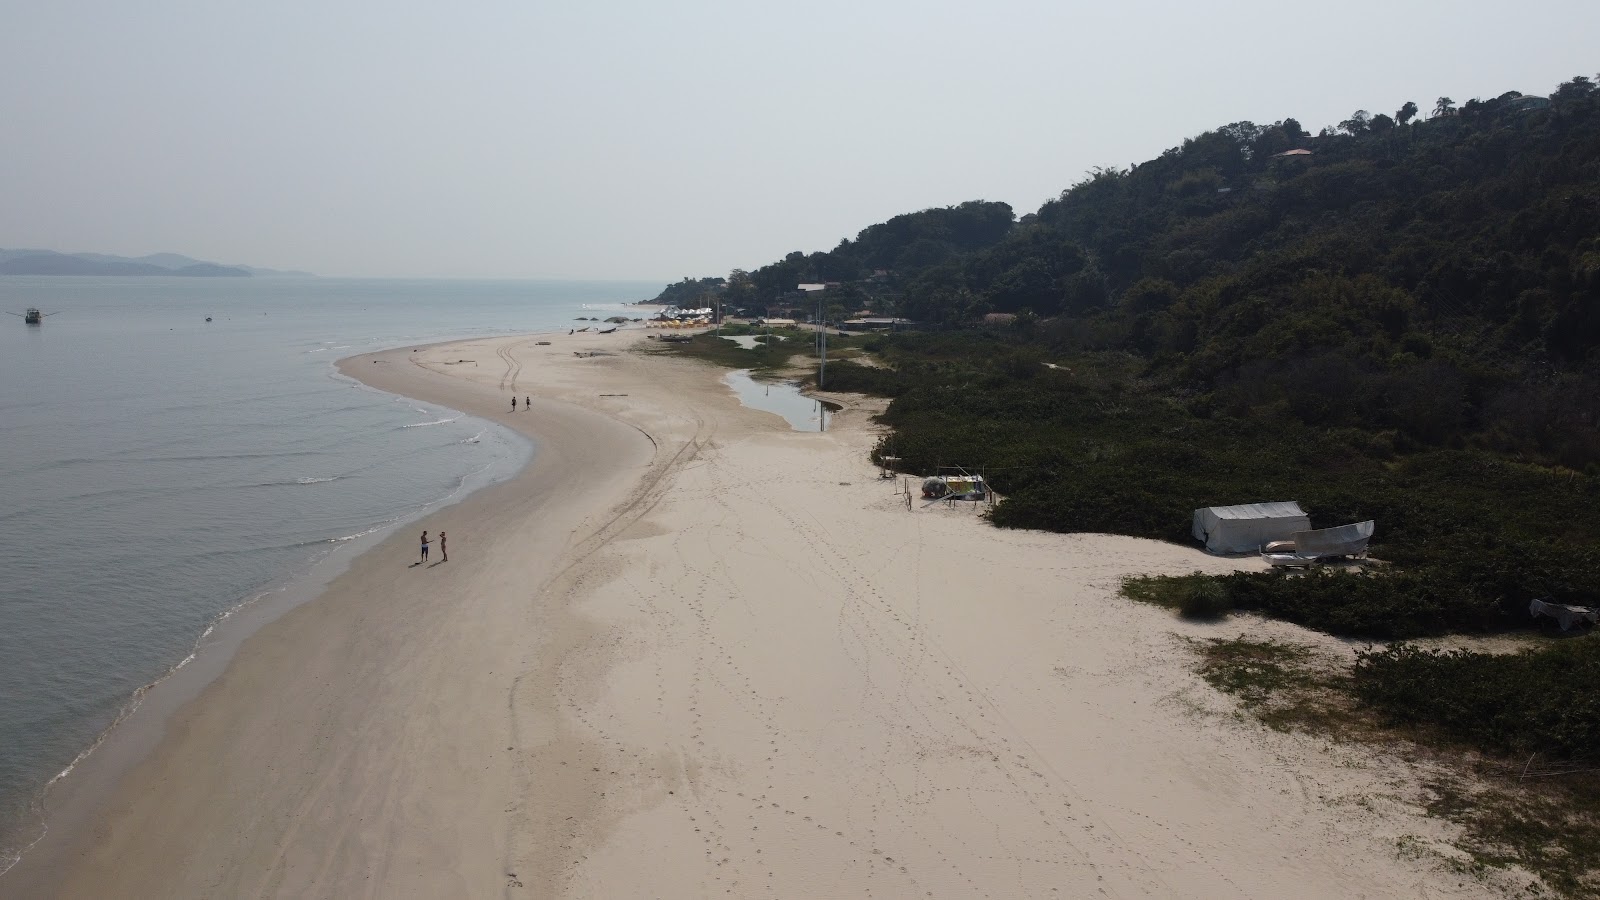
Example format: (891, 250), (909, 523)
(1396, 101), (1418, 125)
(1433, 97), (1456, 118)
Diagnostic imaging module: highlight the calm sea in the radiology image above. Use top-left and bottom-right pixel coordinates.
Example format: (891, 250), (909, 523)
(0, 276), (661, 870)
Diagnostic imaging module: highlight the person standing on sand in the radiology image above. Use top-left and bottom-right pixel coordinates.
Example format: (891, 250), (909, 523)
(439, 531), (448, 562)
(511, 397), (517, 412)
(524, 396), (530, 411)
(420, 530), (430, 563)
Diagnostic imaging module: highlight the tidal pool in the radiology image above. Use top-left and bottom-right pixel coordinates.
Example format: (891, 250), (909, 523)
(724, 369), (832, 432)
(720, 334), (787, 350)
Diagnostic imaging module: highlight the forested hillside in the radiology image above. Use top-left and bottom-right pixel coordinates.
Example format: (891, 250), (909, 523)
(665, 74), (1600, 471)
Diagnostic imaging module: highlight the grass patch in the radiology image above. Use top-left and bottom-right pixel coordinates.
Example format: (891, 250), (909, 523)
(1123, 573), (1233, 620)
(642, 330), (788, 372)
(646, 326), (864, 375)
(1426, 774), (1600, 898)
(1192, 637), (1360, 735)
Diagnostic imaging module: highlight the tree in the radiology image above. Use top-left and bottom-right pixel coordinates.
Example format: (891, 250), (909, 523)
(1433, 97), (1456, 118)
(1396, 101), (1419, 125)
(1369, 113), (1396, 132)
(1555, 75), (1596, 101)
(1339, 110), (1373, 135)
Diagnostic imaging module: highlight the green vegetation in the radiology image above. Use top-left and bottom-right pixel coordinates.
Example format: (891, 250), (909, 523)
(1125, 568), (1528, 639)
(644, 326), (864, 374)
(860, 328), (1600, 638)
(650, 276), (727, 309)
(1124, 574), (1233, 620)
(1354, 637), (1600, 758)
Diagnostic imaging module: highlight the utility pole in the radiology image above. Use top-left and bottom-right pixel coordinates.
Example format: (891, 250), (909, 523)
(816, 295), (827, 389)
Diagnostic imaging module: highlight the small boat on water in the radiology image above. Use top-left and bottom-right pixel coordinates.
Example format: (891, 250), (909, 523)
(8, 307), (55, 325)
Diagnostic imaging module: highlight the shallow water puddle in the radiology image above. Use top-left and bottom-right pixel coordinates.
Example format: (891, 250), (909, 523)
(720, 334), (787, 350)
(724, 369), (831, 432)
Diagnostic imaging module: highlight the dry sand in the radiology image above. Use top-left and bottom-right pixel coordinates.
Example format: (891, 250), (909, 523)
(7, 330), (1501, 898)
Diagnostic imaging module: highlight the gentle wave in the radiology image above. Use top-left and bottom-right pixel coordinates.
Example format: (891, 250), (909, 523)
(127, 450), (329, 464)
(401, 416), (461, 429)
(248, 475), (342, 487)
(330, 524), (386, 542)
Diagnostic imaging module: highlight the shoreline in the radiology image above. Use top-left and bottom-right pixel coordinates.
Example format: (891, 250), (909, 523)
(9, 329), (1503, 898)
(0, 394), (529, 881)
(2, 332), (657, 897)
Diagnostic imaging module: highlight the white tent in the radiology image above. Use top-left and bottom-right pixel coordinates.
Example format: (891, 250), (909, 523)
(1192, 502), (1310, 554)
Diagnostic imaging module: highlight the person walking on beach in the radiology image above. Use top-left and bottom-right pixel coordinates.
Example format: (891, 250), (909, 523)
(439, 531), (448, 562)
(524, 396), (530, 412)
(420, 530), (431, 563)
(511, 396), (517, 412)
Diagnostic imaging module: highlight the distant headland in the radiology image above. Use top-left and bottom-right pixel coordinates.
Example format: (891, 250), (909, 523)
(0, 248), (312, 277)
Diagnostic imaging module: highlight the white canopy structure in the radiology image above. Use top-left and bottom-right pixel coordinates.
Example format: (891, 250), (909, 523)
(1193, 502), (1310, 554)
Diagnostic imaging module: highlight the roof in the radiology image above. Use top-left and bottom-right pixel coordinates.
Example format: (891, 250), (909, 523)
(797, 283), (828, 291)
(1274, 148), (1313, 157)
(1203, 501), (1306, 520)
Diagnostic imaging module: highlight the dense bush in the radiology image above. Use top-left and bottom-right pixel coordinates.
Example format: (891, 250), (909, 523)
(1126, 570), (1516, 638)
(1221, 569), (1516, 638)
(812, 360), (908, 397)
(1354, 637), (1600, 757)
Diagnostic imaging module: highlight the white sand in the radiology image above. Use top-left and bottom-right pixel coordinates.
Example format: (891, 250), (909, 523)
(9, 330), (1496, 898)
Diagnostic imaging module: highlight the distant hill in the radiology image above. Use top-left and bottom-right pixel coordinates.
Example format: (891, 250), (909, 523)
(0, 249), (313, 277)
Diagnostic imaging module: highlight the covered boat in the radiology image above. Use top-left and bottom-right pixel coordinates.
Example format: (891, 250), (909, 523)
(1261, 520), (1376, 567)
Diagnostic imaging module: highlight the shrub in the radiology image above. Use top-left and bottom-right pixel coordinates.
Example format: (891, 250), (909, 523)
(1353, 637), (1600, 758)
(1178, 579), (1233, 619)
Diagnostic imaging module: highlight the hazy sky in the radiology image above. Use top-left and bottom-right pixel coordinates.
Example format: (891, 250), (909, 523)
(1, 1), (1595, 279)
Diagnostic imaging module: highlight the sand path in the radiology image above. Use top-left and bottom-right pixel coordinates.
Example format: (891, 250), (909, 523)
(10, 330), (1494, 898)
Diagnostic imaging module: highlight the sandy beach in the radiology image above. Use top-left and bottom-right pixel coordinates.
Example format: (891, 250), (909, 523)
(6, 330), (1498, 898)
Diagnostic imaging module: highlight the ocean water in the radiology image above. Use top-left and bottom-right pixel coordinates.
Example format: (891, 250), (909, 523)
(0, 276), (659, 870)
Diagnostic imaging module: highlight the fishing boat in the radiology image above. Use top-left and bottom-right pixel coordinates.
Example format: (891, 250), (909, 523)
(8, 307), (55, 325)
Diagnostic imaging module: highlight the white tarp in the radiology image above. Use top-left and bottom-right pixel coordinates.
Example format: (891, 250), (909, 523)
(1192, 501), (1310, 554)
(1291, 520), (1375, 558)
(1529, 598), (1600, 632)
